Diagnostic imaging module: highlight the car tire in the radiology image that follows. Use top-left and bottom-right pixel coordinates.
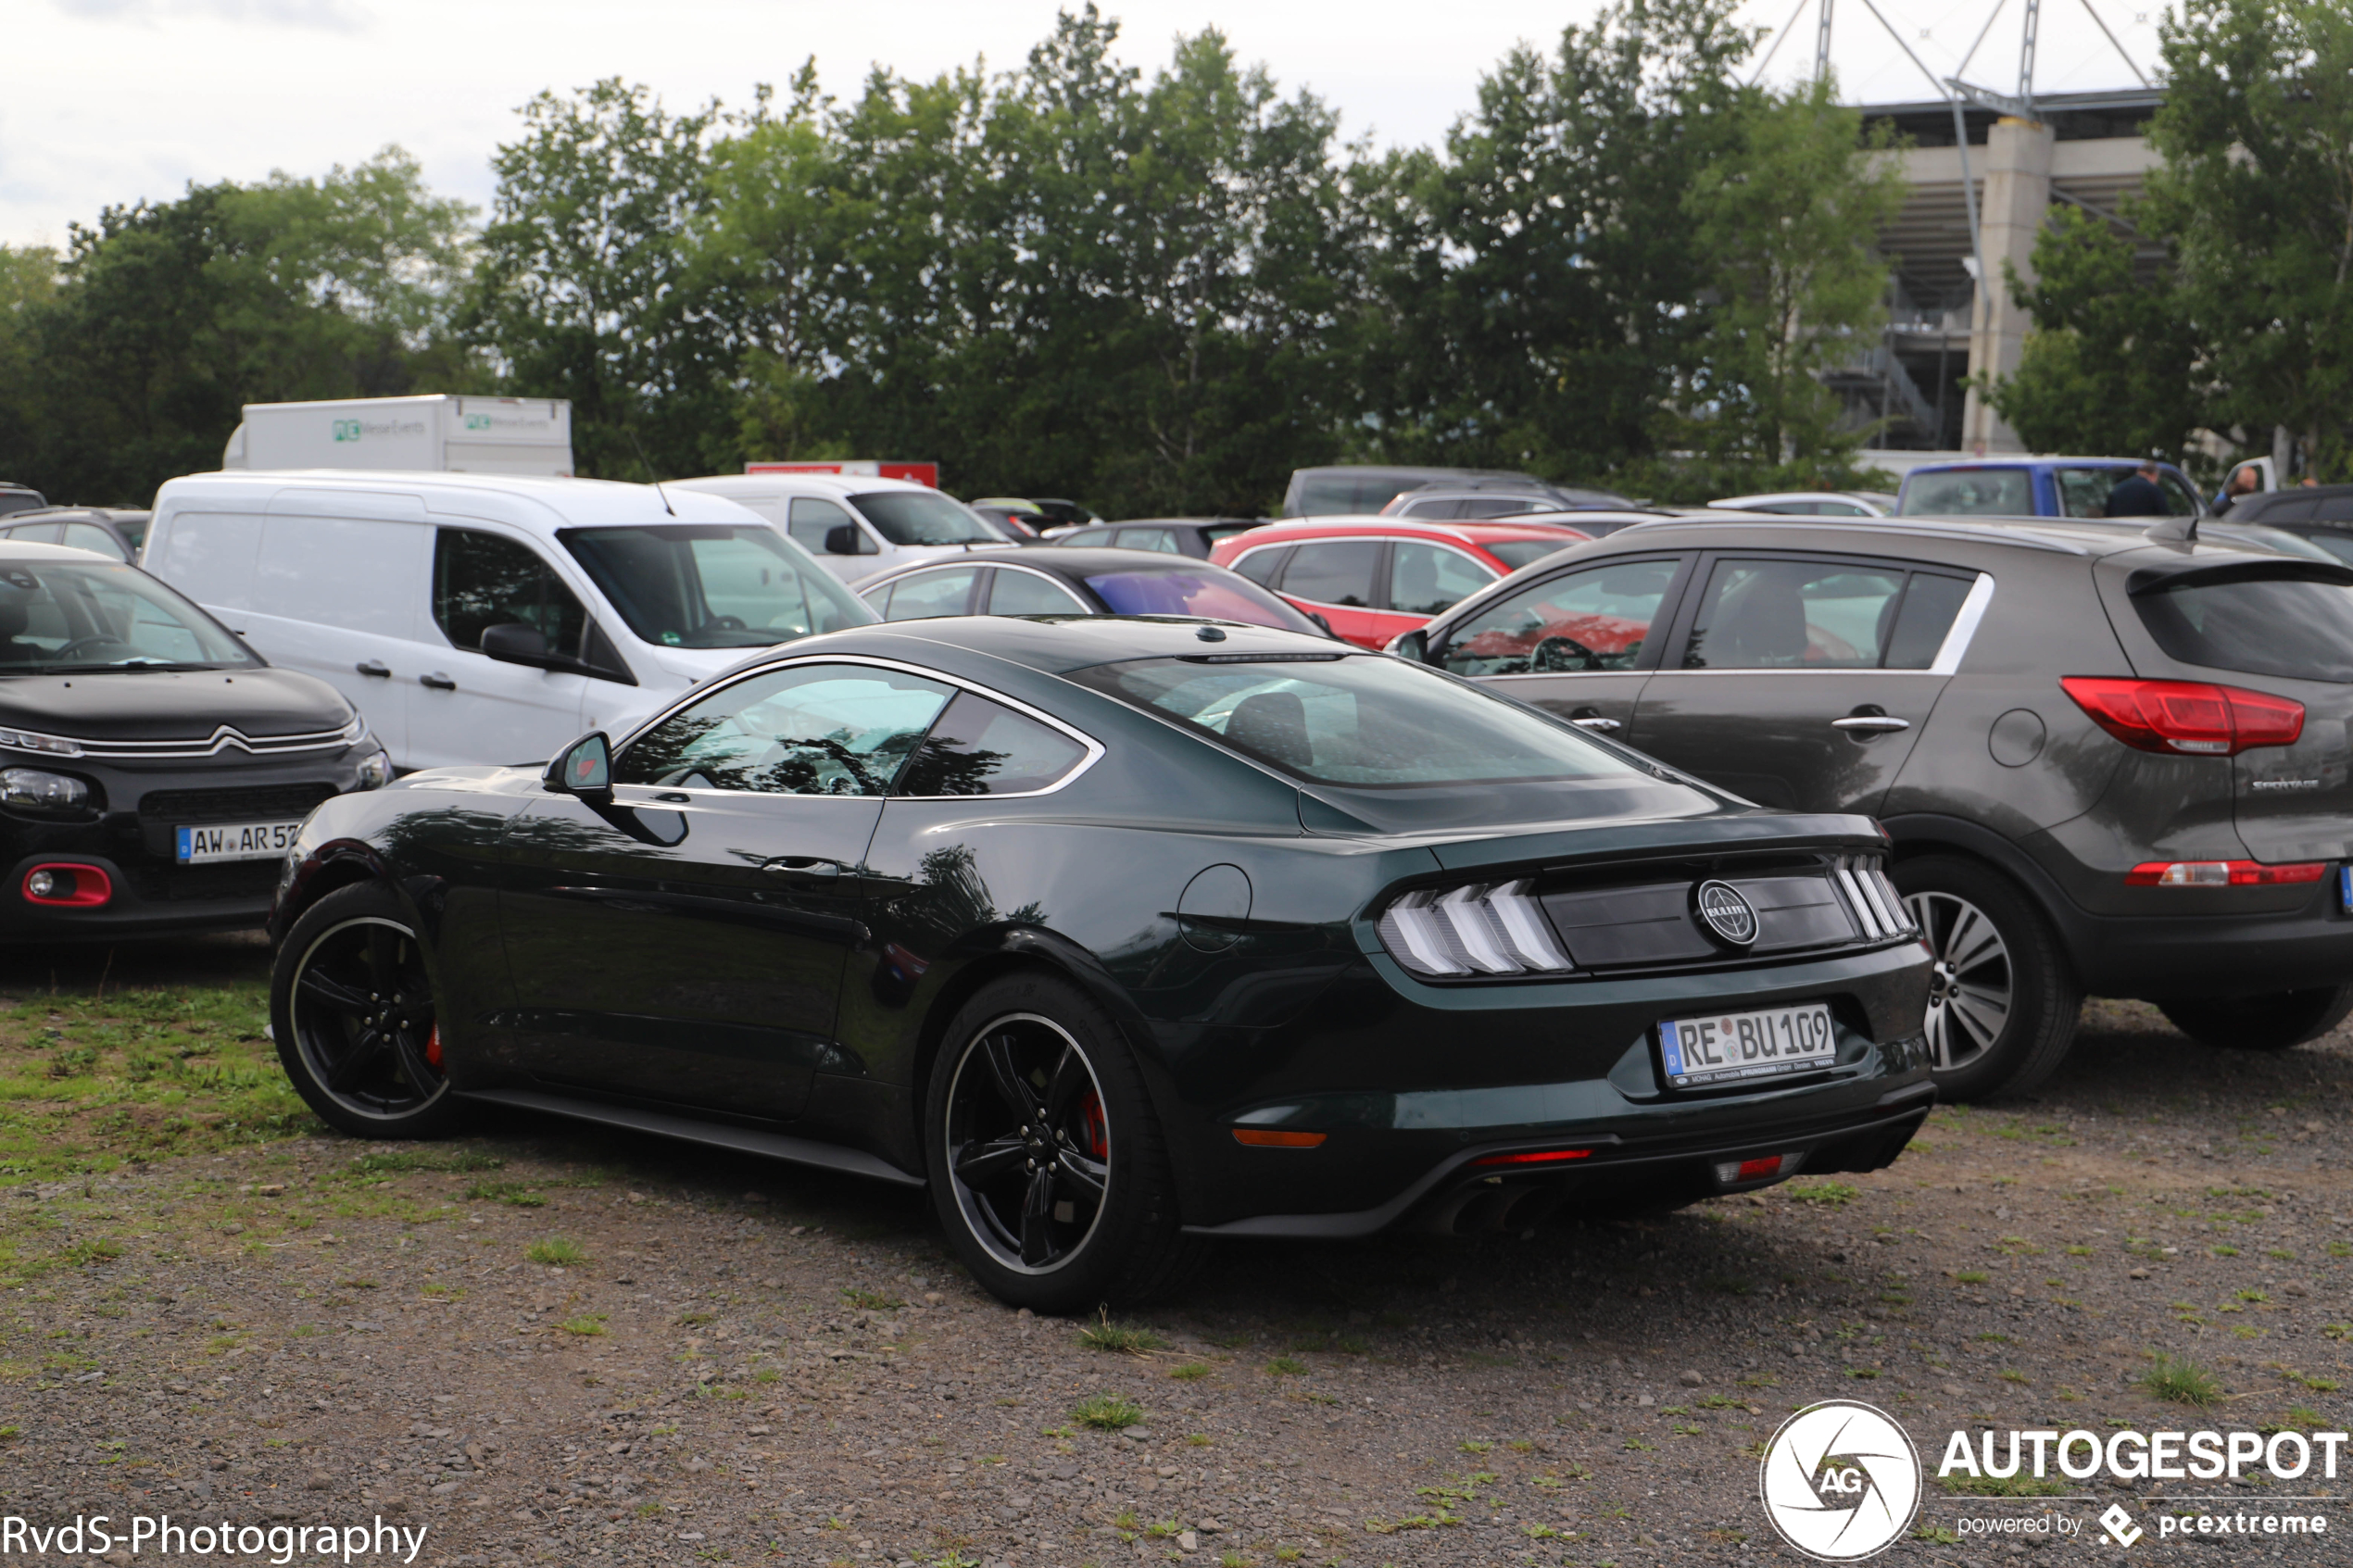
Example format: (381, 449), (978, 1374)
(2156, 986), (2353, 1052)
(1894, 855), (2081, 1101)
(271, 882), (459, 1140)
(925, 971), (1206, 1314)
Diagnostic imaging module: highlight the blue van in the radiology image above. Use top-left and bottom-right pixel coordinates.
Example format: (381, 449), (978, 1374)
(1896, 458), (2208, 520)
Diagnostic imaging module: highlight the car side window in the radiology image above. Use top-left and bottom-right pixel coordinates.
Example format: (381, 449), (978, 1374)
(1881, 571), (1977, 669)
(618, 663), (955, 797)
(1441, 558), (1680, 676)
(1231, 547), (1289, 585)
(1388, 543), (1496, 617)
(59, 523), (127, 560)
(1126, 529), (1181, 554)
(1453, 497), (1535, 519)
(434, 529), (587, 657)
(1278, 541), (1379, 608)
(6, 523), (60, 545)
(988, 569), (1087, 615)
(1681, 559), (1909, 670)
(2304, 530), (2353, 566)
(896, 691), (1090, 796)
(877, 567), (981, 621)
(2055, 467), (2124, 518)
(787, 496), (858, 556)
(1062, 528), (1112, 547)
(2158, 476), (2202, 516)
(2317, 498), (2353, 523)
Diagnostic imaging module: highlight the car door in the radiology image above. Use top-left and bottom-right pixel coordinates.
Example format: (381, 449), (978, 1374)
(408, 527), (595, 770)
(1271, 539), (1386, 646)
(250, 498), (439, 761)
(1625, 552), (1980, 812)
(1433, 552), (1692, 734)
(497, 660), (958, 1120)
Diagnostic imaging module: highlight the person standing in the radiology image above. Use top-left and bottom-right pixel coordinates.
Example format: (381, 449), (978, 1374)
(2212, 463), (2261, 513)
(2105, 458), (2170, 518)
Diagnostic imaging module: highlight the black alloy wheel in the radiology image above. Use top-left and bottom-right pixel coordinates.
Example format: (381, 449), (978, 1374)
(925, 972), (1204, 1312)
(1892, 855), (2081, 1101)
(271, 882), (457, 1138)
(943, 1012), (1113, 1271)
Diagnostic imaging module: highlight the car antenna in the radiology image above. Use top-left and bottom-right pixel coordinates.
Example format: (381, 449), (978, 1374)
(625, 428), (676, 516)
(2145, 513), (2197, 545)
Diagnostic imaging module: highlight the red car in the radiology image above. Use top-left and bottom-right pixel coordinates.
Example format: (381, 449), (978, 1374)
(1207, 517), (1589, 649)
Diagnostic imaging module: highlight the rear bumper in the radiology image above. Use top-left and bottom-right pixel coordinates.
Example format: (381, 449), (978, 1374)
(2065, 892), (2353, 998)
(1185, 1085), (1932, 1238)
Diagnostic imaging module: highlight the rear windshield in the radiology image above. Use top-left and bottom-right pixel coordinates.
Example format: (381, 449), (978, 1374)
(2133, 569), (2353, 684)
(1066, 654), (1649, 788)
(849, 491), (1000, 546)
(1900, 469), (2032, 516)
(1079, 569), (1325, 635)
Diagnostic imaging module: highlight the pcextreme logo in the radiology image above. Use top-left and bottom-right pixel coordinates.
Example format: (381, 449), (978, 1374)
(1757, 1399), (1923, 1561)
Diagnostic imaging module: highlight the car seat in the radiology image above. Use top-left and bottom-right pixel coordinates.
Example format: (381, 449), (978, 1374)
(1224, 691), (1313, 770)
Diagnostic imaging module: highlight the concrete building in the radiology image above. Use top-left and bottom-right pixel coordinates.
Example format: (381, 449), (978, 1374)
(1845, 88), (2165, 454)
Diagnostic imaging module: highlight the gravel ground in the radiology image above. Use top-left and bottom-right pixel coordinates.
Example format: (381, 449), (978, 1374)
(4, 944), (2352, 1568)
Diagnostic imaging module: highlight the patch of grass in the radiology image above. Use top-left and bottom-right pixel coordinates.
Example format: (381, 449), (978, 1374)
(525, 1236), (585, 1267)
(1168, 1363), (1210, 1381)
(1076, 1313), (1165, 1353)
(464, 1180), (545, 1207)
(560, 1314), (608, 1336)
(346, 1148), (503, 1175)
(2141, 1354), (2223, 1409)
(1459, 1440), (1492, 1453)
(1072, 1394), (1144, 1431)
(1952, 1271), (1989, 1285)
(1786, 1181), (1858, 1207)
(679, 1311), (716, 1326)
(1264, 1356), (1307, 1377)
(1185, 1433), (1213, 1447)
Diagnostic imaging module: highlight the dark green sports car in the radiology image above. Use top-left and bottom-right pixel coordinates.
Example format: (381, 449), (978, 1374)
(267, 616), (1934, 1311)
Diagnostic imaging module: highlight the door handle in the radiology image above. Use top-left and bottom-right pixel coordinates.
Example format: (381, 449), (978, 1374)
(1569, 715), (1623, 733)
(420, 672), (457, 691)
(762, 856), (845, 878)
(355, 660), (391, 679)
(1831, 714), (1911, 732)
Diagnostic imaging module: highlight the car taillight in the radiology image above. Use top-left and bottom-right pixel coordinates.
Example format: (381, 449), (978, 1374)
(2061, 676), (2304, 757)
(1377, 878), (1575, 977)
(2125, 859), (2330, 887)
(1831, 853), (1915, 938)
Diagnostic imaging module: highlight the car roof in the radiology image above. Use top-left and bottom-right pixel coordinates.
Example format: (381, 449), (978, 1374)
(0, 540), (140, 561)
(1597, 513), (2327, 565)
(1906, 457), (2159, 471)
(862, 548), (1239, 589)
(1227, 516), (1593, 546)
(157, 469), (764, 536)
(764, 612), (1350, 680)
(1088, 517), (1261, 528)
(668, 472), (939, 502)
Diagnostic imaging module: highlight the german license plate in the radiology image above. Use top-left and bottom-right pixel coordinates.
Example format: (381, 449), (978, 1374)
(176, 821), (304, 865)
(2340, 864), (2353, 915)
(1658, 1002), (1836, 1087)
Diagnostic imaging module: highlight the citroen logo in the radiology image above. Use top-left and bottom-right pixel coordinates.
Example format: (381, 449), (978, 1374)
(1695, 880), (1758, 947)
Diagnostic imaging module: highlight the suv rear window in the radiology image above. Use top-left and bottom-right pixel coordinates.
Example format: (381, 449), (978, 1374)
(2133, 568), (2353, 684)
(1901, 469), (2032, 516)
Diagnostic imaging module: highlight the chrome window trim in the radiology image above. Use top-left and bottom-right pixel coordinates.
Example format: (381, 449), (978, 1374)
(615, 654), (1106, 801)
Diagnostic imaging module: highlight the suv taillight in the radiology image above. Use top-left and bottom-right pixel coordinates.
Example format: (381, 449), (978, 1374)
(2060, 676), (2304, 757)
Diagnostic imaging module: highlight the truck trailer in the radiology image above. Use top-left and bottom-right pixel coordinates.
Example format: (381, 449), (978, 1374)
(220, 395), (573, 477)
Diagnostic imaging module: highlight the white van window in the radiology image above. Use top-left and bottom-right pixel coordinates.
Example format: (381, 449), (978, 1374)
(152, 511), (264, 608)
(560, 524), (873, 649)
(849, 491), (1000, 546)
(434, 529), (588, 656)
(787, 496), (859, 555)
(260, 515), (426, 638)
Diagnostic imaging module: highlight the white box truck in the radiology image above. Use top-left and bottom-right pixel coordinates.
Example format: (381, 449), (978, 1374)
(220, 395), (573, 477)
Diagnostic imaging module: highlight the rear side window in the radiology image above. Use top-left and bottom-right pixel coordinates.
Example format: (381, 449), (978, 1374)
(875, 567), (980, 621)
(896, 692), (1090, 796)
(1881, 572), (1976, 669)
(1231, 546), (1289, 585)
(2133, 569), (2353, 684)
(1280, 542), (1379, 608)
(434, 529), (587, 655)
(1387, 543), (1495, 616)
(1902, 470), (2032, 516)
(1294, 472), (1413, 515)
(988, 570), (1086, 615)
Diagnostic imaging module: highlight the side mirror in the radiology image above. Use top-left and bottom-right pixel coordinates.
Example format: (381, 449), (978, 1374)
(823, 524), (877, 557)
(1389, 628), (1428, 663)
(1307, 610), (1337, 638)
(481, 621), (557, 668)
(545, 731), (613, 799)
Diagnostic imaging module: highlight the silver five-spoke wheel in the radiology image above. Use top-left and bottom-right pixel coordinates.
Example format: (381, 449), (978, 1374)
(1905, 888), (2012, 1073)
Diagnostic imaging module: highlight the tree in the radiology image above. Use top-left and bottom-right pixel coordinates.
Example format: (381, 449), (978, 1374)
(1680, 79), (1907, 470)
(467, 80), (735, 479)
(1983, 206), (2203, 462)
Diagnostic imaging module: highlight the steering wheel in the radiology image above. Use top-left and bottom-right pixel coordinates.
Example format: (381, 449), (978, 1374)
(1532, 634), (1601, 672)
(50, 635), (138, 662)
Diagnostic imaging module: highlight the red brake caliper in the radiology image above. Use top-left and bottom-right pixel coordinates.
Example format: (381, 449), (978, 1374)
(424, 1024), (443, 1071)
(1077, 1088), (1108, 1159)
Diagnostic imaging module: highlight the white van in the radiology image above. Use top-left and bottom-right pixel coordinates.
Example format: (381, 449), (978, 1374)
(667, 472), (1015, 586)
(144, 470), (875, 772)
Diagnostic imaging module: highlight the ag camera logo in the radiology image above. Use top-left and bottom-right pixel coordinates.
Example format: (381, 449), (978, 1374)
(1758, 1399), (1922, 1561)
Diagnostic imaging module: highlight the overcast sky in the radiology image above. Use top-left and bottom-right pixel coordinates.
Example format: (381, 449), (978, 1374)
(2, 0), (2167, 248)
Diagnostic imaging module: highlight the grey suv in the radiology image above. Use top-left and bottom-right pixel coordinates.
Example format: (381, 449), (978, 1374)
(1392, 515), (2353, 1098)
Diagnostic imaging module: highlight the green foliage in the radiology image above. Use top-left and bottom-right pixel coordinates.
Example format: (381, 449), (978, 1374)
(1077, 1314), (1166, 1353)
(525, 1236), (585, 1267)
(1072, 1393), (1144, 1430)
(2142, 1353), (2224, 1408)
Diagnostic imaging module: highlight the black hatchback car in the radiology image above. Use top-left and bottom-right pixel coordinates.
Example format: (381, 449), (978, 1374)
(1394, 515), (2353, 1098)
(0, 543), (390, 938)
(268, 616), (1933, 1310)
